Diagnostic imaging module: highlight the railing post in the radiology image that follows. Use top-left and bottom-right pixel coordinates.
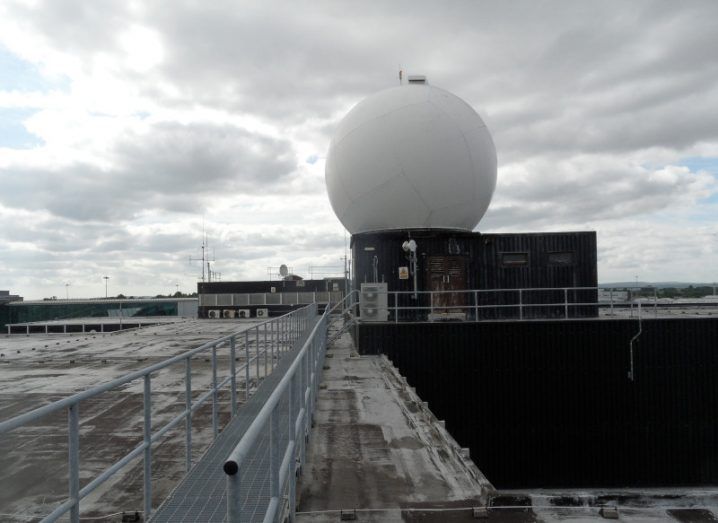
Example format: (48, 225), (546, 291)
(212, 345), (218, 439)
(226, 470), (241, 522)
(230, 338), (237, 417)
(255, 326), (260, 380)
(143, 374), (152, 520)
(564, 288), (568, 319)
(270, 405), (280, 499)
(245, 331), (251, 401)
(185, 358), (193, 472)
(518, 289), (523, 320)
(610, 288), (614, 316)
(271, 319), (275, 368)
(264, 322), (268, 376)
(68, 403), (80, 523)
(394, 292), (398, 323)
(289, 374), (297, 521)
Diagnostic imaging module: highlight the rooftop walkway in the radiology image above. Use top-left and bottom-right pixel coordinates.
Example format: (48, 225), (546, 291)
(151, 316), (320, 522)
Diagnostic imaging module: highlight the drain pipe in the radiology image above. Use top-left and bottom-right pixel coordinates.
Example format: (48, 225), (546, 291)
(628, 302), (642, 381)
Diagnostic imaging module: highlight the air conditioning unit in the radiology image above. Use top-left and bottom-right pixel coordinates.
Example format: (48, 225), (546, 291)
(360, 283), (388, 322)
(208, 309), (220, 319)
(223, 309), (236, 319)
(237, 309), (251, 319)
(256, 308), (269, 318)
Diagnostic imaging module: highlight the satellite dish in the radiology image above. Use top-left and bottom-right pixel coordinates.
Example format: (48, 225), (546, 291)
(279, 264), (289, 277)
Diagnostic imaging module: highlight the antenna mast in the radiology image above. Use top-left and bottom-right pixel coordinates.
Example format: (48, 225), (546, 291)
(189, 222), (217, 282)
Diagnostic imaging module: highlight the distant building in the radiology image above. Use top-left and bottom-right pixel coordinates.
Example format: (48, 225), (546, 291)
(197, 278), (345, 319)
(1, 296), (197, 331)
(0, 290), (23, 304)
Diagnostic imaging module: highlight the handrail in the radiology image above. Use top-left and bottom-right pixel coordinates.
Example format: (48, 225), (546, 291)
(326, 289), (359, 316)
(354, 286), (718, 323)
(0, 304), (317, 523)
(224, 301), (329, 522)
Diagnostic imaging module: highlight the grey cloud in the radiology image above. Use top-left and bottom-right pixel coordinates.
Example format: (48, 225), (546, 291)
(3, 0), (718, 294)
(0, 122), (297, 221)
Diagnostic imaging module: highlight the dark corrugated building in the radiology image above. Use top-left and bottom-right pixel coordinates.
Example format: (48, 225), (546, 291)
(352, 229), (598, 320)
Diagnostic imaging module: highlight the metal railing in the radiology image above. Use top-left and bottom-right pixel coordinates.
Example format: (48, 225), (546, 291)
(358, 287), (718, 323)
(199, 291), (344, 307)
(223, 296), (346, 522)
(0, 305), (317, 523)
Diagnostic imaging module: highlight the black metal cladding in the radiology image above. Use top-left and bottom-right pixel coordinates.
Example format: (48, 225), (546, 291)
(351, 230), (598, 319)
(198, 279), (345, 294)
(358, 318), (718, 488)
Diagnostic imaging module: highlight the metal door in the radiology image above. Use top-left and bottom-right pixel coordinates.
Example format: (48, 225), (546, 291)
(426, 256), (467, 313)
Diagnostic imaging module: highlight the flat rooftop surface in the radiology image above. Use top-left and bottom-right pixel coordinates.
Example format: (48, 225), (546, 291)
(0, 318), (265, 521)
(8, 297), (197, 305)
(7, 316), (185, 327)
(296, 331), (493, 522)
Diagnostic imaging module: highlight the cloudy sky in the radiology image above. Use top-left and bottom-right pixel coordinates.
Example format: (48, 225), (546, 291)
(1, 0), (717, 299)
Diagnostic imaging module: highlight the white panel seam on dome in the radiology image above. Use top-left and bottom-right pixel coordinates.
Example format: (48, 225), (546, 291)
(331, 99), (433, 150)
(427, 97), (487, 134)
(429, 98), (481, 208)
(339, 174), (426, 230)
(327, 146), (358, 206)
(397, 159), (432, 215)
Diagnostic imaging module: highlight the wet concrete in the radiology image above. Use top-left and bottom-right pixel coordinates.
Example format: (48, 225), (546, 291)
(296, 330), (493, 522)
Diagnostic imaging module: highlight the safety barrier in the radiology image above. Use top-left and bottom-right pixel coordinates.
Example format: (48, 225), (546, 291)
(222, 292), (356, 521)
(0, 305), (317, 523)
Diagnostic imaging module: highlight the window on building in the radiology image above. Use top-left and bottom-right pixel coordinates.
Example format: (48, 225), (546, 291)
(547, 251), (575, 266)
(500, 252), (529, 267)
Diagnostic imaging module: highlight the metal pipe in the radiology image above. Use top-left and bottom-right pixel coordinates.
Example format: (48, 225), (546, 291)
(2, 305), (318, 523)
(564, 288), (568, 319)
(261, 497), (281, 523)
(255, 326), (260, 381)
(185, 358), (192, 472)
(226, 469), (241, 522)
(270, 407), (279, 497)
(225, 312), (326, 473)
(78, 439), (148, 501)
(143, 374), (152, 520)
(212, 345), (218, 439)
(68, 404), (80, 523)
(245, 330), (250, 401)
(230, 338), (237, 417)
(0, 307), (313, 436)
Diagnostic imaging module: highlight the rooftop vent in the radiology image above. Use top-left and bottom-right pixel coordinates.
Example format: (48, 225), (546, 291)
(407, 75), (427, 85)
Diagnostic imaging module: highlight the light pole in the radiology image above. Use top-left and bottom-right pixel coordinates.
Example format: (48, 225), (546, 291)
(65, 283), (71, 300)
(103, 276), (110, 298)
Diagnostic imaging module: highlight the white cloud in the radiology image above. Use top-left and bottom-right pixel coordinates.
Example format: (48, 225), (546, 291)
(0, 0), (717, 298)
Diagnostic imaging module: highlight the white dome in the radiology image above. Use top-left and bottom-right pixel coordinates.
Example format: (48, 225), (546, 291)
(325, 83), (497, 234)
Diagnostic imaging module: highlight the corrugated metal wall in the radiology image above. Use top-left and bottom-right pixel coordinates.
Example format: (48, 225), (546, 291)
(358, 317), (718, 488)
(351, 230), (598, 319)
